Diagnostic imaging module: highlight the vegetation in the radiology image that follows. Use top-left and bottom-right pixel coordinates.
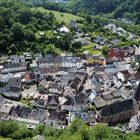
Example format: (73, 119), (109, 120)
(68, 0), (140, 22)
(0, 0), (82, 55)
(0, 119), (140, 140)
(0, 0), (139, 56)
(33, 7), (82, 23)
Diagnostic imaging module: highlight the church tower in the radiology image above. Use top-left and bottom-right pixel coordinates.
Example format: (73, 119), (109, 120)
(133, 82), (140, 113)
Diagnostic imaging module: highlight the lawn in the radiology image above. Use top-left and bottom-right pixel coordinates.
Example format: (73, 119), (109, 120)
(81, 41), (102, 55)
(32, 7), (82, 23)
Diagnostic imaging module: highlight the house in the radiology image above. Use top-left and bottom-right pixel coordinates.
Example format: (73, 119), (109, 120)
(133, 54), (140, 63)
(0, 73), (14, 83)
(3, 78), (22, 99)
(8, 78), (22, 93)
(59, 26), (70, 33)
(23, 52), (32, 61)
(10, 55), (25, 64)
(37, 55), (59, 68)
(68, 111), (96, 124)
(32, 94), (48, 108)
(61, 57), (82, 68)
(93, 95), (107, 109)
(69, 72), (87, 93)
(47, 95), (59, 110)
(49, 83), (63, 95)
(38, 79), (51, 94)
(116, 70), (131, 82)
(0, 103), (14, 117)
(47, 110), (67, 126)
(1, 63), (26, 74)
(24, 71), (37, 84)
(111, 39), (121, 46)
(57, 67), (77, 75)
(18, 107), (32, 118)
(92, 36), (106, 45)
(28, 109), (48, 122)
(40, 67), (59, 76)
(73, 37), (88, 46)
(34, 53), (42, 62)
(102, 72), (117, 89)
(108, 48), (125, 60)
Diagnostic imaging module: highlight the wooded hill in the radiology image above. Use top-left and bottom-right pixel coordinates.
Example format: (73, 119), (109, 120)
(68, 0), (140, 23)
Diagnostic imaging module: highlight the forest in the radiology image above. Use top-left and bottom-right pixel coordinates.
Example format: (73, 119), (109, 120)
(0, 119), (140, 140)
(68, 0), (140, 23)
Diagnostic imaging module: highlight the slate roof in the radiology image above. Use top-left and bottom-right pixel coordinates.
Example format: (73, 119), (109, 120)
(75, 93), (88, 105)
(93, 96), (107, 108)
(134, 82), (140, 101)
(48, 96), (59, 105)
(48, 110), (66, 121)
(58, 67), (77, 73)
(100, 99), (133, 116)
(28, 109), (48, 122)
(63, 97), (75, 106)
(8, 78), (21, 88)
(19, 107), (32, 118)
(0, 95), (5, 105)
(3, 63), (26, 68)
(40, 67), (59, 74)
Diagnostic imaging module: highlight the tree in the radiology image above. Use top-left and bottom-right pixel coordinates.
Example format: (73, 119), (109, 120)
(85, 15), (92, 24)
(101, 46), (109, 57)
(0, 16), (5, 31)
(113, 7), (123, 18)
(44, 44), (60, 55)
(91, 124), (109, 140)
(68, 118), (87, 134)
(11, 124), (33, 139)
(0, 121), (19, 137)
(12, 23), (24, 41)
(18, 9), (32, 24)
(34, 124), (45, 135)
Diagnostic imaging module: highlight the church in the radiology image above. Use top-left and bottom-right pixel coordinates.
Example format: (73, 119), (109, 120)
(97, 82), (140, 124)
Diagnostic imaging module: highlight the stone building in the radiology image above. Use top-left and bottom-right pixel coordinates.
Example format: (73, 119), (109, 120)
(97, 82), (140, 124)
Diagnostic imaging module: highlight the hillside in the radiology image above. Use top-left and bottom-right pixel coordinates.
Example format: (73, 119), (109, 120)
(68, 0), (140, 23)
(33, 7), (82, 23)
(0, 0), (83, 55)
(0, 120), (140, 140)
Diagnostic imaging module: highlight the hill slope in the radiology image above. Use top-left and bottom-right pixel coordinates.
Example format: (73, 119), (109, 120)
(68, 0), (140, 22)
(33, 7), (82, 23)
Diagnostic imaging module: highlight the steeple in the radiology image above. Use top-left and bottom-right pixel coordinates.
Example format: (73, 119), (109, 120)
(134, 82), (140, 101)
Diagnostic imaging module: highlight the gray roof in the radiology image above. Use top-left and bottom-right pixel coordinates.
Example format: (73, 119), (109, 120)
(0, 95), (5, 105)
(8, 78), (21, 88)
(3, 63), (26, 69)
(134, 82), (140, 101)
(93, 96), (107, 108)
(100, 99), (133, 116)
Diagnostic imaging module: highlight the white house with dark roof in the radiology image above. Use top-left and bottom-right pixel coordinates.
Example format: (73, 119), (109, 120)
(1, 63), (26, 74)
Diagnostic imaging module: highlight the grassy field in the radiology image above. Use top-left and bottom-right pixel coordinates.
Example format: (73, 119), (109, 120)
(32, 7), (82, 23)
(82, 41), (102, 55)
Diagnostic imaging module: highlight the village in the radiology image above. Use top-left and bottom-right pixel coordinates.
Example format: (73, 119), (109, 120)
(0, 22), (140, 133)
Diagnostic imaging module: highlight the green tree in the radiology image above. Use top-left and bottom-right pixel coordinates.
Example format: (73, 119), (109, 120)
(101, 46), (109, 57)
(12, 23), (24, 41)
